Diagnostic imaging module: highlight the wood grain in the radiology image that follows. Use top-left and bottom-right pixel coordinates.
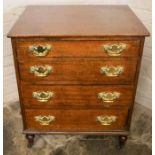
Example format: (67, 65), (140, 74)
(16, 39), (141, 59)
(20, 83), (134, 108)
(7, 5), (150, 37)
(24, 108), (129, 131)
(7, 5), (150, 140)
(18, 58), (138, 84)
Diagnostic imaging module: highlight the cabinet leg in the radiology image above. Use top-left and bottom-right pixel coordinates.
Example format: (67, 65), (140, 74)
(118, 135), (127, 149)
(25, 134), (35, 148)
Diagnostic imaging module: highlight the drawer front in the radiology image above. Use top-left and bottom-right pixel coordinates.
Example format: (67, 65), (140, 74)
(16, 40), (140, 60)
(21, 84), (133, 108)
(19, 58), (137, 84)
(24, 108), (129, 131)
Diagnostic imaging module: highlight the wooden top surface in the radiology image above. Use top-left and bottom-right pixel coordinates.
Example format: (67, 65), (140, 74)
(7, 5), (150, 38)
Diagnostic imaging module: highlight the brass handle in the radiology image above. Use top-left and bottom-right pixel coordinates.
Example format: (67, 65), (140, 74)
(33, 91), (55, 102)
(100, 66), (124, 77)
(34, 115), (55, 125)
(102, 43), (127, 56)
(29, 44), (52, 57)
(96, 115), (117, 125)
(30, 65), (52, 77)
(98, 92), (121, 103)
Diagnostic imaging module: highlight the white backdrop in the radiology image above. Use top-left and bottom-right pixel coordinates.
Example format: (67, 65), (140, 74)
(3, 0), (152, 109)
(4, 0), (127, 12)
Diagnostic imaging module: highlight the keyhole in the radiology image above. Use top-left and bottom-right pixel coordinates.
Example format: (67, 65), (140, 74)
(37, 46), (44, 53)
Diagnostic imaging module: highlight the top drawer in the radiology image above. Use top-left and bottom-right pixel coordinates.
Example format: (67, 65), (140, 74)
(16, 39), (140, 60)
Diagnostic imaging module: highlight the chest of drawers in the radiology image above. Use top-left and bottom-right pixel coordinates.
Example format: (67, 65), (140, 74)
(7, 5), (149, 148)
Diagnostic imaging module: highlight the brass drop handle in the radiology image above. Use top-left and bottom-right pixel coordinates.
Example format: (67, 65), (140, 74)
(98, 92), (121, 103)
(102, 43), (127, 56)
(96, 115), (117, 125)
(100, 66), (124, 77)
(29, 44), (52, 57)
(33, 91), (55, 102)
(34, 115), (55, 125)
(30, 65), (52, 77)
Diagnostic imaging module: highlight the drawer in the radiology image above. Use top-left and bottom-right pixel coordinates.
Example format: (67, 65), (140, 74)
(24, 108), (129, 131)
(16, 39), (140, 60)
(18, 58), (137, 84)
(21, 84), (134, 108)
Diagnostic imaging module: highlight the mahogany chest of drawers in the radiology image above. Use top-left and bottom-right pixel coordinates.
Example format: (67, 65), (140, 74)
(7, 5), (149, 148)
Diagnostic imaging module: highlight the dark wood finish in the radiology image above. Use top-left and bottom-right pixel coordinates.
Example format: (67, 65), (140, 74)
(126, 38), (146, 129)
(18, 58), (138, 85)
(23, 130), (129, 135)
(7, 5), (149, 37)
(118, 135), (128, 149)
(24, 108), (129, 131)
(21, 83), (134, 108)
(8, 5), (149, 148)
(16, 39), (140, 60)
(11, 39), (27, 130)
(25, 134), (35, 148)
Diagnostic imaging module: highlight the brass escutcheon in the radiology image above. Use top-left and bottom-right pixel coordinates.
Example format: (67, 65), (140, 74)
(34, 115), (55, 125)
(30, 65), (52, 77)
(98, 92), (121, 103)
(100, 66), (124, 77)
(29, 44), (52, 57)
(96, 115), (117, 125)
(33, 91), (55, 102)
(102, 43), (127, 56)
